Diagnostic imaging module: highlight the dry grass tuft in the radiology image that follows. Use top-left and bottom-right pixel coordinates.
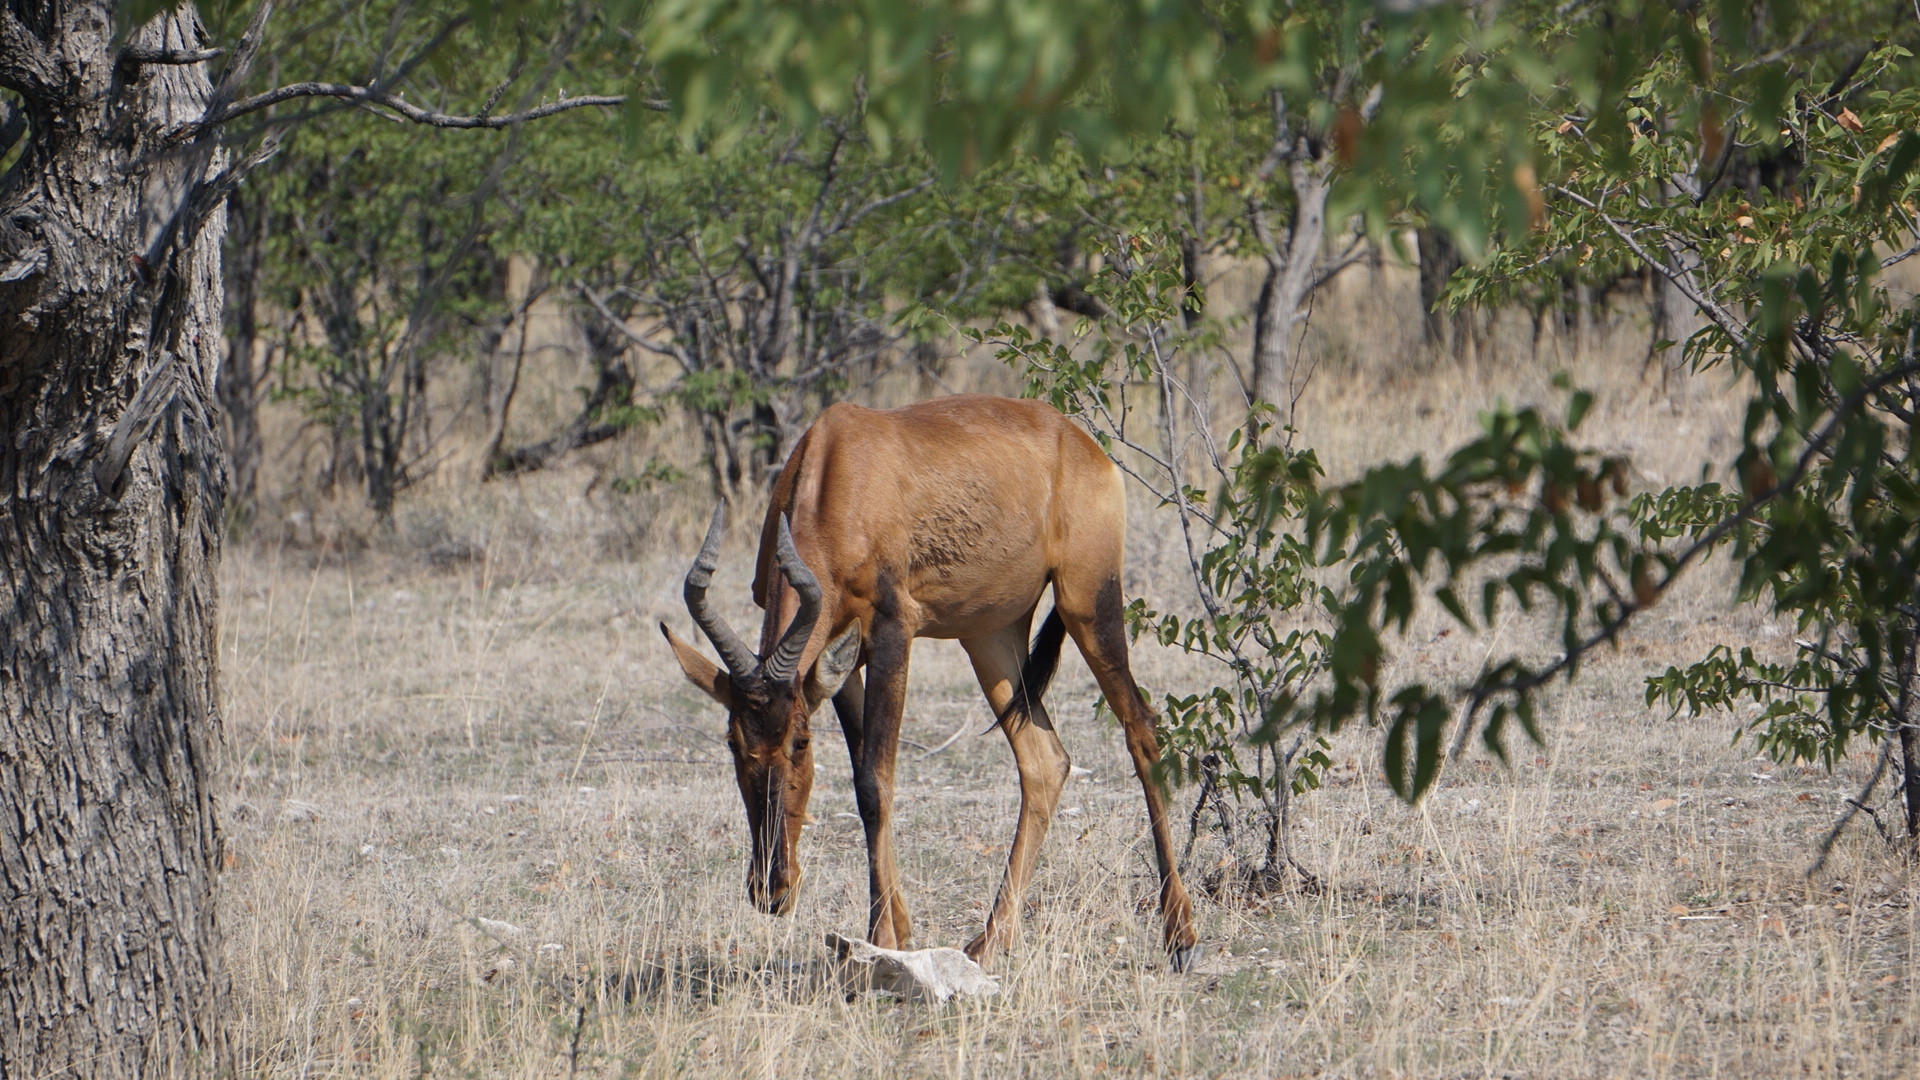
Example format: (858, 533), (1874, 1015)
(220, 265), (1920, 1076)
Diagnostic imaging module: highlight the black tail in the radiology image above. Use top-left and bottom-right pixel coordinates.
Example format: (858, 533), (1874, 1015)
(997, 607), (1067, 731)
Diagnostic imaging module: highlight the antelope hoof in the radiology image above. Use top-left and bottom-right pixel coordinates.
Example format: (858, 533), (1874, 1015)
(1167, 941), (1202, 973)
(963, 930), (1000, 971)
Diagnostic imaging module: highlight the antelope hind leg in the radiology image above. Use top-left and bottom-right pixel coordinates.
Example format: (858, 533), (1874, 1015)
(1057, 575), (1201, 972)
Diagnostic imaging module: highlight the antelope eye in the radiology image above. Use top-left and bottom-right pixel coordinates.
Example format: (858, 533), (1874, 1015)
(791, 738), (810, 754)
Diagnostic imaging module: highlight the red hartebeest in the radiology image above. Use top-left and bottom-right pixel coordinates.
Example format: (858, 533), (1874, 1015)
(660, 394), (1199, 971)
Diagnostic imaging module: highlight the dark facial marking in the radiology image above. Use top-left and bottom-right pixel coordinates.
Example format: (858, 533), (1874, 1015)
(726, 671), (817, 914)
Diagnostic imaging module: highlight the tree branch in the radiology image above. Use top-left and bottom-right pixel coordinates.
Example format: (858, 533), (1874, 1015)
(1458, 358), (1920, 728)
(1883, 237), (1920, 269)
(1253, 90), (1291, 183)
(1548, 185), (1761, 353)
(1808, 736), (1894, 876)
(1306, 233), (1369, 295)
(119, 46), (223, 69)
(206, 84), (640, 131)
(580, 284), (696, 373)
(209, 0), (276, 117)
(832, 177), (936, 236)
(173, 134), (284, 265)
(177, 5), (640, 139)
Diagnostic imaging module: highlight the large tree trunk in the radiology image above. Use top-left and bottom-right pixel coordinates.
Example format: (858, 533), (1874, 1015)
(0, 6), (230, 1076)
(1180, 160), (1206, 331)
(1249, 261), (1293, 404)
(1249, 161), (1329, 408)
(1417, 225), (1464, 353)
(221, 188), (266, 532)
(1646, 182), (1704, 376)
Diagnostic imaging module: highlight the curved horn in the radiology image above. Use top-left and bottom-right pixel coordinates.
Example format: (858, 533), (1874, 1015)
(763, 514), (823, 684)
(683, 502), (758, 677)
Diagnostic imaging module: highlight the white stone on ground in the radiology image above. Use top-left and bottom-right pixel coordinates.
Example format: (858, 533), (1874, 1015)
(825, 933), (999, 1004)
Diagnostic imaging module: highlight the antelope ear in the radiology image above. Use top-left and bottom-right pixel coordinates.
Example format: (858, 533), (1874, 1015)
(804, 623), (862, 709)
(661, 623), (733, 708)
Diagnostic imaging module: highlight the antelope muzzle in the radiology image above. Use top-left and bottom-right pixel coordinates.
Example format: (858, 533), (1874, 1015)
(743, 799), (804, 914)
(740, 755), (812, 915)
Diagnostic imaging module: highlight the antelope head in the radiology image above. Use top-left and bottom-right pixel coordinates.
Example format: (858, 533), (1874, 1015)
(660, 503), (861, 915)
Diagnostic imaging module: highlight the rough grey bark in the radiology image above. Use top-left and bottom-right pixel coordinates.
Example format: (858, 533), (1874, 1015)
(1651, 260), (1702, 365)
(1904, 711), (1920, 839)
(1654, 176), (1711, 364)
(1417, 225), (1464, 352)
(221, 187), (266, 531)
(0, 6), (230, 1076)
(1180, 159), (1206, 331)
(1243, 85), (1374, 411)
(1248, 155), (1330, 409)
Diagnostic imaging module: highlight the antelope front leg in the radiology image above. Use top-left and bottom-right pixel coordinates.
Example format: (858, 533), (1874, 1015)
(853, 612), (914, 949)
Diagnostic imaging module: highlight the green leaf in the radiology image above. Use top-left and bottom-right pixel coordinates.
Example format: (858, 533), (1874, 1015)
(1567, 389), (1594, 432)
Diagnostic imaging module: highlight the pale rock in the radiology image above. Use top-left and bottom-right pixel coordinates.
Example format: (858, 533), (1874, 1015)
(826, 933), (999, 1004)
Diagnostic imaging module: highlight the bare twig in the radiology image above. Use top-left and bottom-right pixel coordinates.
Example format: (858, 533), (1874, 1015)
(1809, 737), (1896, 876)
(1306, 234), (1369, 296)
(1145, 324), (1258, 689)
(833, 178), (936, 235)
(1546, 184), (1756, 351)
(915, 712), (976, 760)
(578, 285), (696, 373)
(481, 280), (547, 473)
(1883, 238), (1920, 269)
(209, 0), (277, 116)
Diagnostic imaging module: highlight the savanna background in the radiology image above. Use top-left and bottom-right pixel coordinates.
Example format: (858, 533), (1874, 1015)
(216, 251), (1920, 1077)
(48, 0), (1920, 1075)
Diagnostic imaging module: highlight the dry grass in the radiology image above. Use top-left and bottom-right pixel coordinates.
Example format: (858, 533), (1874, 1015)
(219, 266), (1920, 1077)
